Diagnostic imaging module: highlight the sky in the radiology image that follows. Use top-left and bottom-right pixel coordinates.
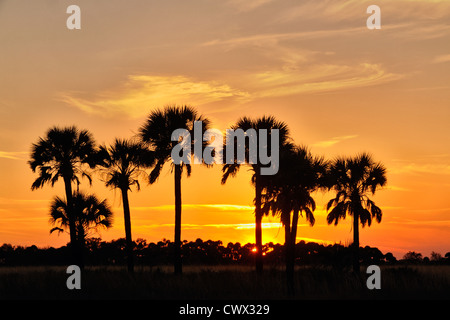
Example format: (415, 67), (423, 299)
(0, 0), (449, 259)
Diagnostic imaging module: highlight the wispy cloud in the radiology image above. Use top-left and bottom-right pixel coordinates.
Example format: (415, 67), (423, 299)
(138, 222), (283, 230)
(433, 54), (450, 64)
(132, 204), (254, 212)
(60, 75), (250, 119)
(0, 197), (48, 205)
(278, 0), (450, 24)
(385, 185), (411, 192)
(0, 151), (28, 160)
(387, 216), (450, 228)
(202, 27), (366, 48)
(244, 63), (402, 98)
(226, 0), (274, 12)
(312, 135), (358, 148)
(390, 162), (450, 175)
(63, 62), (400, 117)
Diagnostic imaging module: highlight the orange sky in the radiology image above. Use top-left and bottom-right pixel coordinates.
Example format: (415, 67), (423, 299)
(1, 0), (450, 259)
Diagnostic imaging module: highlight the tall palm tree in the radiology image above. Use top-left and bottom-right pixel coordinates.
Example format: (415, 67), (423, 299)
(326, 152), (387, 273)
(29, 126), (97, 264)
(261, 145), (328, 295)
(49, 191), (113, 266)
(97, 138), (155, 273)
(221, 115), (290, 274)
(139, 105), (210, 274)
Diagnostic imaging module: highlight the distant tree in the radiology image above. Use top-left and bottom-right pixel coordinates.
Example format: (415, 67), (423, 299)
(403, 251), (423, 263)
(430, 251), (442, 262)
(97, 138), (155, 273)
(384, 252), (397, 264)
(139, 105), (210, 274)
(326, 153), (387, 273)
(29, 126), (97, 265)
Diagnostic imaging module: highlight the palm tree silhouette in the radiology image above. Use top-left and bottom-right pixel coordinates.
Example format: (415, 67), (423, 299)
(49, 191), (113, 264)
(29, 126), (97, 265)
(326, 152), (387, 273)
(96, 138), (155, 273)
(221, 116), (290, 274)
(139, 105), (210, 274)
(261, 145), (328, 294)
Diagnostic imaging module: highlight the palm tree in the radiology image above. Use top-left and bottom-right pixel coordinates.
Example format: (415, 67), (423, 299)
(29, 126), (97, 264)
(49, 191), (113, 266)
(139, 105), (210, 274)
(221, 115), (290, 274)
(97, 138), (155, 273)
(261, 145), (328, 295)
(326, 152), (387, 273)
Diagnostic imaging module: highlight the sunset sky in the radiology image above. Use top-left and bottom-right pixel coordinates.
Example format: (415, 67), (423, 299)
(1, 0), (449, 259)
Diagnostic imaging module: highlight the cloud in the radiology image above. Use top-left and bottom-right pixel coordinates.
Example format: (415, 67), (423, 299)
(218, 222), (282, 230)
(240, 63), (402, 98)
(0, 198), (48, 204)
(387, 217), (450, 228)
(202, 27), (366, 48)
(433, 54), (450, 64)
(391, 23), (450, 40)
(312, 135), (358, 148)
(226, 0), (274, 12)
(278, 0), (450, 24)
(385, 186), (411, 192)
(203, 22), (403, 97)
(132, 204), (254, 212)
(137, 222), (283, 230)
(0, 151), (28, 160)
(390, 162), (450, 175)
(60, 63), (401, 117)
(60, 75), (250, 119)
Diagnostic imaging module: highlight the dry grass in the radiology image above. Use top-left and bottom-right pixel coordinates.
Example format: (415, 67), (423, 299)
(1, 265), (449, 300)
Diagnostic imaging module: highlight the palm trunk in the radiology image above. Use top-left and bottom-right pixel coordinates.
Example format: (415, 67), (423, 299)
(121, 187), (134, 274)
(174, 164), (182, 274)
(77, 224), (86, 269)
(63, 177), (76, 247)
(284, 211), (294, 296)
(291, 209), (299, 245)
(352, 210), (360, 274)
(63, 176), (80, 266)
(254, 173), (263, 274)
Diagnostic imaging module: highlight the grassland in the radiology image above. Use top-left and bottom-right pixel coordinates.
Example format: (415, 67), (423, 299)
(1, 265), (449, 300)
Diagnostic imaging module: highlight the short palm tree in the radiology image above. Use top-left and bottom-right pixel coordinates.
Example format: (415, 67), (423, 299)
(326, 152), (387, 273)
(49, 191), (113, 266)
(139, 105), (210, 274)
(97, 138), (155, 273)
(261, 145), (328, 295)
(221, 115), (290, 274)
(29, 126), (97, 264)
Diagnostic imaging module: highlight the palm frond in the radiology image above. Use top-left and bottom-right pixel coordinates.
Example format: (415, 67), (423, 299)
(327, 201), (348, 226)
(221, 163), (240, 184)
(29, 126), (97, 192)
(303, 207), (315, 226)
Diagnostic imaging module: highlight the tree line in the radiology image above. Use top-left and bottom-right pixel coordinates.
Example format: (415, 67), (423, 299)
(28, 105), (389, 295)
(1, 238), (449, 267)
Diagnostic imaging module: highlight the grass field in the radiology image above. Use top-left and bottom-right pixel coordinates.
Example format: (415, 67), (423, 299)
(1, 265), (449, 300)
